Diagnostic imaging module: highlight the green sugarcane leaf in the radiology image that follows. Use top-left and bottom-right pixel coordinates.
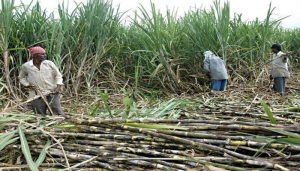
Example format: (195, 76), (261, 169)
(97, 89), (113, 118)
(276, 138), (300, 146)
(123, 96), (132, 107)
(123, 96), (132, 119)
(89, 104), (100, 116)
(253, 139), (276, 157)
(18, 126), (39, 171)
(261, 101), (277, 124)
(0, 131), (15, 140)
(288, 107), (300, 112)
(250, 135), (275, 143)
(0, 131), (18, 151)
(35, 140), (51, 167)
(98, 88), (109, 102)
(125, 123), (188, 130)
(101, 93), (109, 102)
(0, 137), (19, 151)
(266, 128), (300, 138)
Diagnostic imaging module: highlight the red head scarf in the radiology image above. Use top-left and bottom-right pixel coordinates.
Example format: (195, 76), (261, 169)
(28, 46), (46, 55)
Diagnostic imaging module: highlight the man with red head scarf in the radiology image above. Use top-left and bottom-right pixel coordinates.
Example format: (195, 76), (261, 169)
(19, 46), (65, 116)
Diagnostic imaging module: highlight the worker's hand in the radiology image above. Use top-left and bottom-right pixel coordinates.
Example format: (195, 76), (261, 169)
(55, 85), (64, 94)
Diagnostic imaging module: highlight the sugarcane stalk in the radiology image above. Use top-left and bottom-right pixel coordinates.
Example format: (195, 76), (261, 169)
(125, 159), (172, 170)
(2, 104), (300, 171)
(276, 154), (300, 161)
(60, 147), (180, 170)
(190, 139), (300, 151)
(33, 148), (119, 170)
(157, 129), (252, 140)
(225, 145), (270, 155)
(3, 50), (17, 99)
(48, 144), (196, 169)
(50, 132), (163, 142)
(61, 156), (98, 171)
(71, 140), (187, 152)
(66, 116), (275, 126)
(119, 125), (290, 170)
(116, 125), (252, 159)
(73, 139), (185, 148)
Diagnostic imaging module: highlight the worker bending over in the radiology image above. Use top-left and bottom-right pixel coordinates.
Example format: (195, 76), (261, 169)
(203, 51), (228, 92)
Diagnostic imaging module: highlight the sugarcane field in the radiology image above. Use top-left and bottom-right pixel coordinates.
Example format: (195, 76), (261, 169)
(1, 0), (300, 170)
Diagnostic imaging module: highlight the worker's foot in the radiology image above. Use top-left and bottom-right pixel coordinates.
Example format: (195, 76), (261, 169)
(56, 115), (66, 121)
(60, 113), (67, 119)
(209, 90), (221, 95)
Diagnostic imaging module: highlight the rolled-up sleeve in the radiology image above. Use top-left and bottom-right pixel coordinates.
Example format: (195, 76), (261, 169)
(19, 65), (30, 87)
(203, 57), (210, 73)
(50, 61), (63, 85)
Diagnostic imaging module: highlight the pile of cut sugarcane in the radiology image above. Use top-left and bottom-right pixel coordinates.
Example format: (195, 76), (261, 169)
(1, 109), (300, 170)
(1, 87), (300, 170)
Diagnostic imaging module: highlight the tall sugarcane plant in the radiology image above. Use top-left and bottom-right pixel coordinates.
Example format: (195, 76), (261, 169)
(0, 0), (299, 95)
(0, 0), (16, 98)
(129, 2), (185, 92)
(56, 0), (122, 95)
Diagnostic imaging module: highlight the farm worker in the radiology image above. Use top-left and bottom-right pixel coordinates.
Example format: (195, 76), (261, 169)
(203, 51), (228, 91)
(19, 46), (65, 115)
(270, 44), (290, 96)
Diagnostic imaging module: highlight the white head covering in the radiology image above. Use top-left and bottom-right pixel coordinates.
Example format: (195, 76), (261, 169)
(204, 51), (214, 59)
(203, 50), (228, 80)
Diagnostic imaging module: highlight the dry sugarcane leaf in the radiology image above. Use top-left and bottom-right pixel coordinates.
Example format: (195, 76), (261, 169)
(16, 156), (22, 165)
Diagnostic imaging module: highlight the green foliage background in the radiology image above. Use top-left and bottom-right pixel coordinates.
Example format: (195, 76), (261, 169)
(0, 0), (299, 95)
